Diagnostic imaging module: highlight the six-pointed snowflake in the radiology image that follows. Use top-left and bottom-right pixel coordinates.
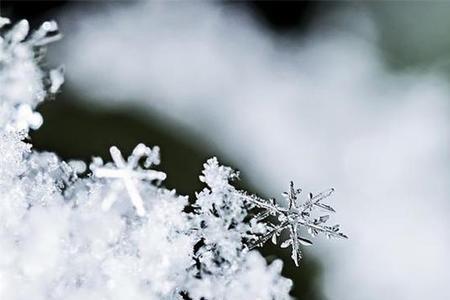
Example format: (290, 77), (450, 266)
(90, 144), (166, 216)
(241, 181), (347, 266)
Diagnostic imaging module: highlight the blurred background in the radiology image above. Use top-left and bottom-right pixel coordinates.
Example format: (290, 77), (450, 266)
(1, 1), (450, 300)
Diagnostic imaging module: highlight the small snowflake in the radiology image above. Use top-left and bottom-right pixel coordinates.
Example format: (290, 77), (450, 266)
(241, 181), (347, 266)
(90, 144), (166, 217)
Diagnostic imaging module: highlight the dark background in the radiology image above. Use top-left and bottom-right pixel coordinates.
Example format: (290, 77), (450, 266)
(0, 1), (341, 299)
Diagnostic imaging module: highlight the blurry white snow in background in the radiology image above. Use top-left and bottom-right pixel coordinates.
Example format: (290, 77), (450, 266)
(53, 2), (450, 300)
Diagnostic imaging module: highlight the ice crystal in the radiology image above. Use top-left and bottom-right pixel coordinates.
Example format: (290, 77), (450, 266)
(241, 181), (347, 266)
(91, 144), (166, 216)
(0, 18), (346, 300)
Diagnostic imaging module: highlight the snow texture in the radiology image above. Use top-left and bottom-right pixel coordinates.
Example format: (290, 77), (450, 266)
(0, 18), (345, 299)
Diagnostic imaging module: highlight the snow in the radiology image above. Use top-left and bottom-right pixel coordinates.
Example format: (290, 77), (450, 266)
(0, 18), (338, 299)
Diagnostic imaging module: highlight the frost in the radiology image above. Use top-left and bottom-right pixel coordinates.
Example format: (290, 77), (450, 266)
(0, 18), (62, 132)
(0, 17), (10, 28)
(13, 104), (43, 130)
(0, 19), (346, 299)
(49, 66), (65, 93)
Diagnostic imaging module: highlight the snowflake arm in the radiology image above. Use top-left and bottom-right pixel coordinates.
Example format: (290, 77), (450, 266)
(303, 188), (336, 213)
(248, 221), (289, 249)
(289, 224), (301, 267)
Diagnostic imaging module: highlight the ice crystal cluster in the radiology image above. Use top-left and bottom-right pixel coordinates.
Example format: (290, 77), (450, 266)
(0, 19), (346, 299)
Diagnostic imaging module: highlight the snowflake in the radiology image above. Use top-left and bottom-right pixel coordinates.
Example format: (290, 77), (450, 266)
(90, 143), (166, 216)
(241, 181), (347, 266)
